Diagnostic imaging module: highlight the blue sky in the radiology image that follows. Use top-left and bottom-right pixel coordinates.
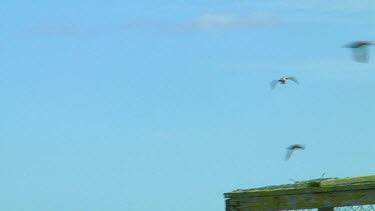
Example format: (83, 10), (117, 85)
(1, 1), (375, 210)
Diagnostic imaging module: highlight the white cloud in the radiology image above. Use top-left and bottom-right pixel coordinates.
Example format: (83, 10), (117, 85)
(190, 13), (276, 31)
(241, 0), (375, 13)
(165, 13), (278, 32)
(237, 0), (375, 24)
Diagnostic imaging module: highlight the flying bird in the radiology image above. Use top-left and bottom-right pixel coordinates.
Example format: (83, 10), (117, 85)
(270, 77), (299, 90)
(345, 41), (375, 63)
(285, 144), (305, 161)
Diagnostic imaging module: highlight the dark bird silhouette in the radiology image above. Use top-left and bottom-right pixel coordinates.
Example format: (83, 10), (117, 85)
(345, 41), (375, 63)
(285, 144), (305, 161)
(270, 77), (299, 90)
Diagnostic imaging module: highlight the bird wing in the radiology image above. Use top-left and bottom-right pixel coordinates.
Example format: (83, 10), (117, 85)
(270, 80), (279, 90)
(345, 41), (362, 48)
(286, 145), (305, 160)
(352, 46), (369, 63)
(290, 144), (305, 150)
(285, 148), (294, 161)
(287, 77), (299, 84)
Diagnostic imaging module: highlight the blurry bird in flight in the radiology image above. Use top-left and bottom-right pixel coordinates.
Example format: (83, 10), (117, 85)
(285, 144), (305, 161)
(270, 77), (299, 90)
(345, 41), (375, 63)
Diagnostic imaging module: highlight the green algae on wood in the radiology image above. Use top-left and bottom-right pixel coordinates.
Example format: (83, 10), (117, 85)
(225, 174), (375, 211)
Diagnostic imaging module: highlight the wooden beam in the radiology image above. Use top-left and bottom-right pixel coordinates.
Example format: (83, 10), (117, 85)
(225, 175), (375, 198)
(318, 208), (334, 211)
(225, 175), (375, 210)
(225, 184), (375, 198)
(226, 188), (375, 210)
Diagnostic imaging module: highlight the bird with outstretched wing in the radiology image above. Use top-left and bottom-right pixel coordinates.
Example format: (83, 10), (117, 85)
(270, 76), (299, 90)
(285, 144), (305, 161)
(345, 41), (374, 63)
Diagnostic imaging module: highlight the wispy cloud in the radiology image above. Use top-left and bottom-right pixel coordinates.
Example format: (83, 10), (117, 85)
(237, 0), (375, 24)
(173, 13), (277, 32)
(126, 12), (278, 33)
(240, 0), (375, 13)
(29, 12), (277, 37)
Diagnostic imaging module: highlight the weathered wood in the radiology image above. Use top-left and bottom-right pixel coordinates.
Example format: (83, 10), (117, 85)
(226, 184), (375, 199)
(225, 199), (230, 211)
(228, 188), (375, 210)
(225, 175), (375, 198)
(225, 175), (375, 211)
(318, 208), (333, 211)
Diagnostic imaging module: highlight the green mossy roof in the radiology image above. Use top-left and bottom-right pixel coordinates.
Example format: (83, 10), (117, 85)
(225, 174), (375, 198)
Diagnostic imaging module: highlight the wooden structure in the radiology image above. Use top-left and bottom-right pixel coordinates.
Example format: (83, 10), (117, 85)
(224, 175), (375, 211)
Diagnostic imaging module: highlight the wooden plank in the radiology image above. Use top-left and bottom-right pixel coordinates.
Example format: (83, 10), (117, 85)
(318, 208), (334, 211)
(225, 175), (375, 198)
(225, 184), (375, 198)
(322, 175), (375, 186)
(225, 199), (230, 211)
(226, 188), (375, 210)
